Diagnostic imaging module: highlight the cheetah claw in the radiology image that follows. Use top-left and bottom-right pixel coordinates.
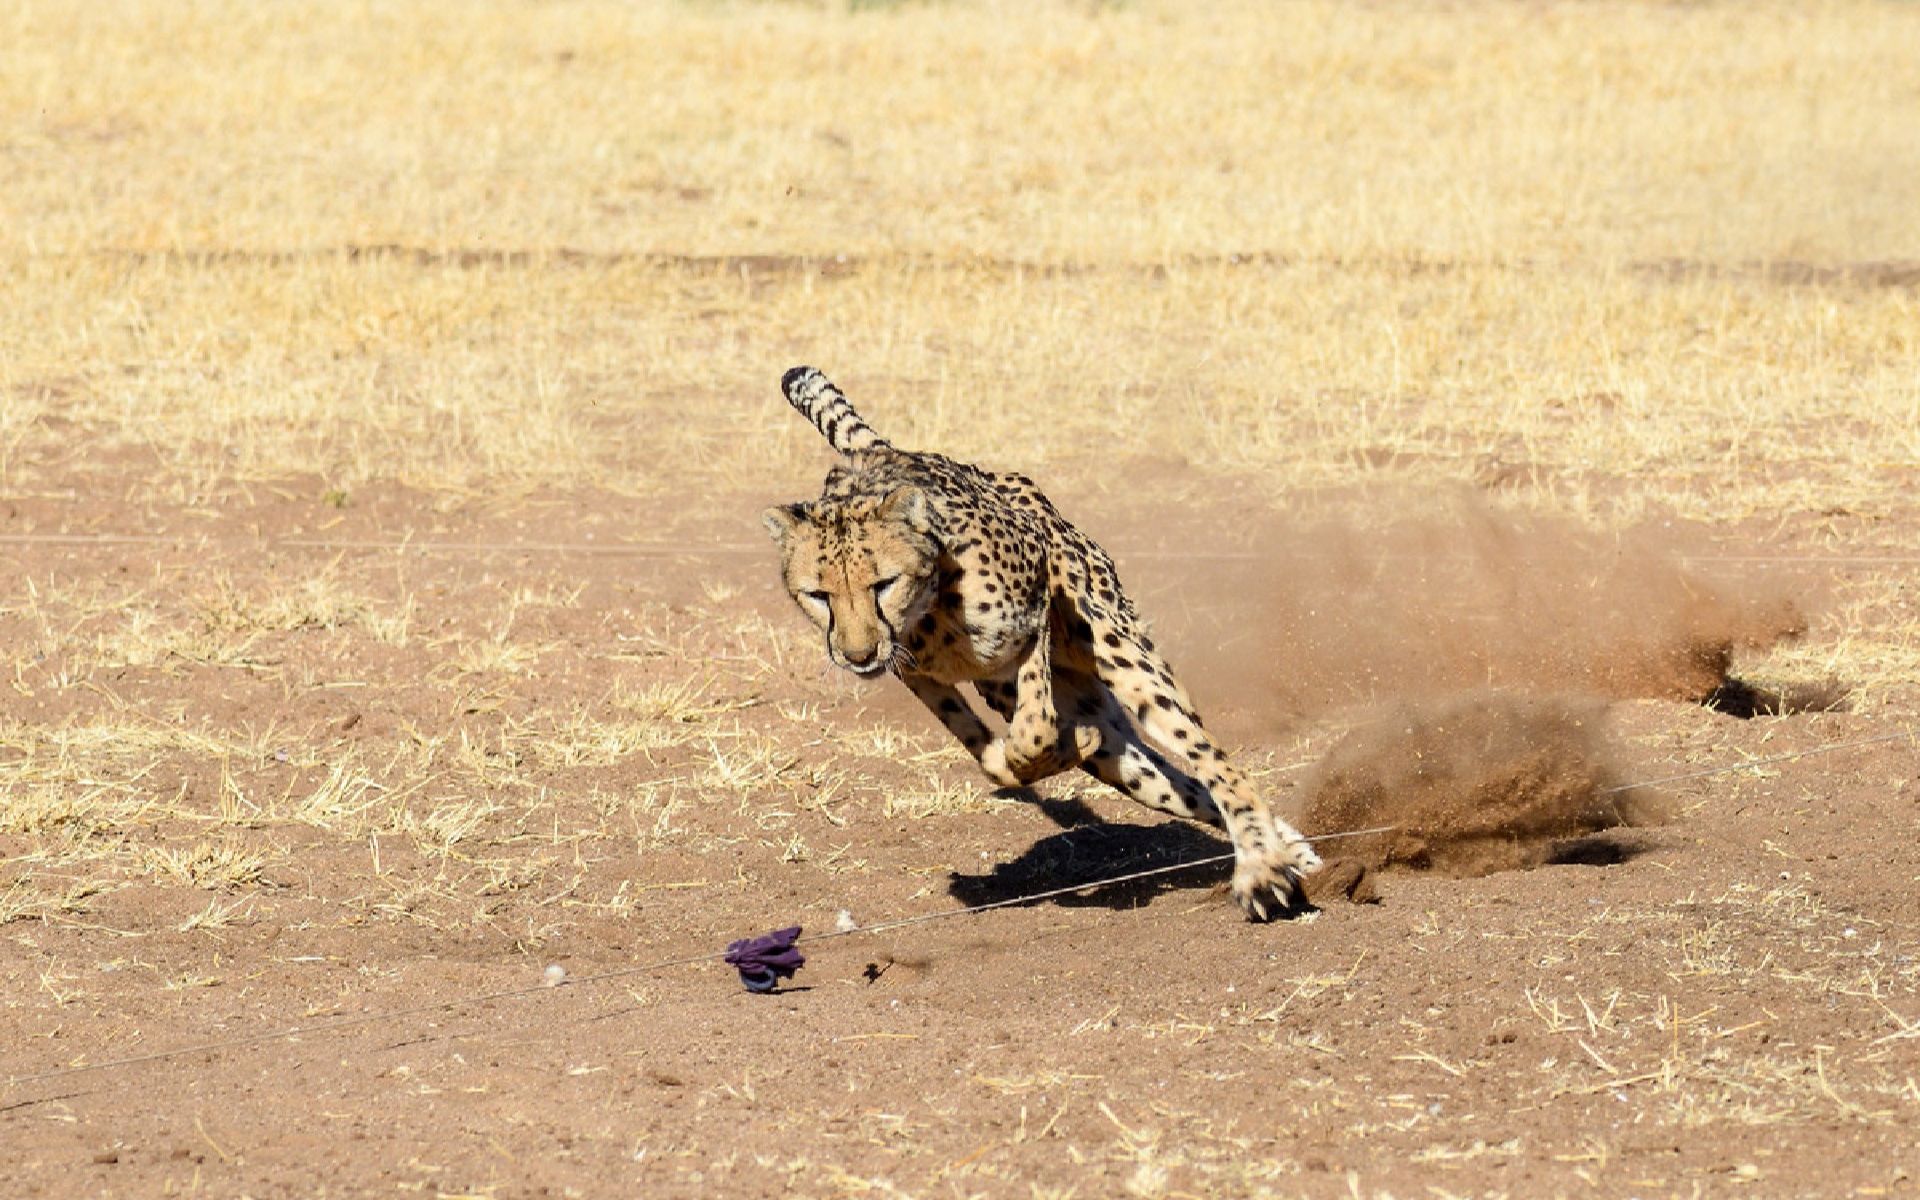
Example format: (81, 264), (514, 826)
(1231, 842), (1322, 922)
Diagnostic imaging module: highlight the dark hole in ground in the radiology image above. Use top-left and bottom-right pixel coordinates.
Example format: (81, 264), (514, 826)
(1700, 676), (1851, 719)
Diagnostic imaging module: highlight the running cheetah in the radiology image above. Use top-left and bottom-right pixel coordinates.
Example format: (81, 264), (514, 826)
(763, 367), (1320, 920)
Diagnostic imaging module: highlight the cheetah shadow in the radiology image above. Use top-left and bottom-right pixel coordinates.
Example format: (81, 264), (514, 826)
(945, 794), (1237, 912)
(944, 796), (1659, 913)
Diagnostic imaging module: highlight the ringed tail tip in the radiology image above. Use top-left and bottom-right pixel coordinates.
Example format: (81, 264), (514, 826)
(781, 365), (822, 398)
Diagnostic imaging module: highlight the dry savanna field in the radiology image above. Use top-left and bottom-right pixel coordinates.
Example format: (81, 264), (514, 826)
(4, 2), (1920, 1196)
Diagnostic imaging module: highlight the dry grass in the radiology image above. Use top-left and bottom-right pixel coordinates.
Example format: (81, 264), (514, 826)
(1, 0), (1916, 518)
(0, 554), (877, 938)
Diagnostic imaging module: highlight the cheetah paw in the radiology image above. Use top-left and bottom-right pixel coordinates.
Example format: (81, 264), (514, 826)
(1230, 839), (1323, 922)
(1000, 723), (1103, 785)
(1066, 723), (1103, 765)
(977, 741), (1024, 789)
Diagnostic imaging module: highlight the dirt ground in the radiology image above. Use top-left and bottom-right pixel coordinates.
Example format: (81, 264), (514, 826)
(3, 472), (1916, 1200)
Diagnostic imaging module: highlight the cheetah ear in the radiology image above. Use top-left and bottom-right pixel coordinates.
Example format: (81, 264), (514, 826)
(877, 486), (930, 533)
(761, 502), (811, 543)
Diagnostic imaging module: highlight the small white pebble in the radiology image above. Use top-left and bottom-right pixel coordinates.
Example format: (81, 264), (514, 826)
(835, 909), (858, 933)
(543, 964), (567, 987)
(1843, 927), (1858, 939)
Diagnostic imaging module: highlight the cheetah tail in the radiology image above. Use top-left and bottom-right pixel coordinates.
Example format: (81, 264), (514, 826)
(780, 366), (892, 456)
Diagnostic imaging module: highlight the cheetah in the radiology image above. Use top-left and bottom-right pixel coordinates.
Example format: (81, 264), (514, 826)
(762, 366), (1320, 920)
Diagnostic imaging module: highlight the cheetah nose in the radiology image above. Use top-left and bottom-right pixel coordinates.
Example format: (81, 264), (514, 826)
(843, 647), (878, 669)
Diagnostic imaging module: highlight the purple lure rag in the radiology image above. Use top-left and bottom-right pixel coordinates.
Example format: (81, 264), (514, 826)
(724, 926), (805, 993)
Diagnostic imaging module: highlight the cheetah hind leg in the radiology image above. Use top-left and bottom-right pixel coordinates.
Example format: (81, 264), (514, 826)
(1077, 623), (1320, 920)
(1056, 670), (1310, 918)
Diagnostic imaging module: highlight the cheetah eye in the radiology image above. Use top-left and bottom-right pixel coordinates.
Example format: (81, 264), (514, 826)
(802, 589), (832, 606)
(871, 576), (900, 598)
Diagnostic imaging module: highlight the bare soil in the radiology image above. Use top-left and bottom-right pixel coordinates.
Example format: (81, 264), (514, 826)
(3, 479), (1918, 1199)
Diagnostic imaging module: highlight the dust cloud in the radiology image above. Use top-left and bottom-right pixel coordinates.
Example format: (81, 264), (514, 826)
(1110, 488), (1817, 879)
(1147, 489), (1810, 726)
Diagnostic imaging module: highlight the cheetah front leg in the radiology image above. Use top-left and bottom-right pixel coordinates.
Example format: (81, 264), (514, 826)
(900, 673), (1024, 788)
(900, 669), (1095, 788)
(899, 638), (1098, 788)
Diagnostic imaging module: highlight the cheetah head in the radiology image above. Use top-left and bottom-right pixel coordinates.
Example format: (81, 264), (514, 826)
(762, 487), (938, 678)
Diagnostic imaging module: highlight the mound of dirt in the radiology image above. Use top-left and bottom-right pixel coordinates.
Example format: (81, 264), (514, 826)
(1299, 691), (1666, 877)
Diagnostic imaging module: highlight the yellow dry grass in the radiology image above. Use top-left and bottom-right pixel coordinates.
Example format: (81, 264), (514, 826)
(1, 0), (1915, 517)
